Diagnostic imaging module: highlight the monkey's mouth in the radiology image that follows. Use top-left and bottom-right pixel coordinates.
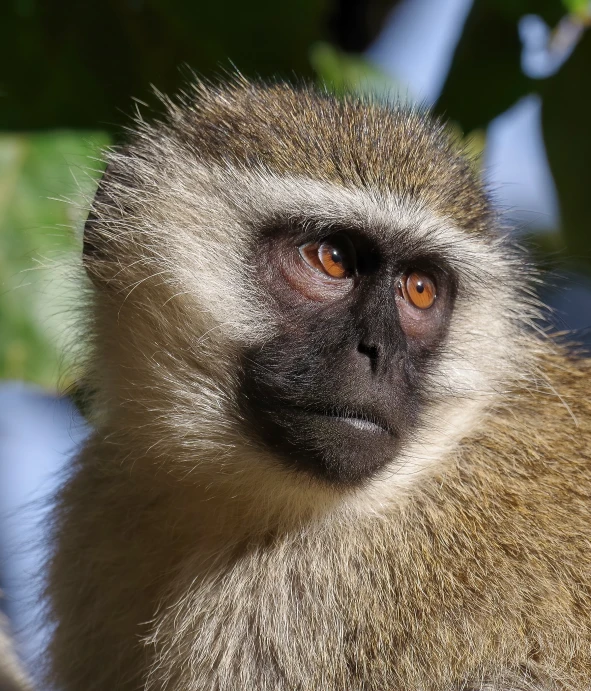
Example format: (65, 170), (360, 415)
(246, 402), (400, 485)
(277, 406), (400, 484)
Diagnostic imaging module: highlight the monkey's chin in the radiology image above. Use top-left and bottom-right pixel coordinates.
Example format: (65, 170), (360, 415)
(271, 409), (400, 486)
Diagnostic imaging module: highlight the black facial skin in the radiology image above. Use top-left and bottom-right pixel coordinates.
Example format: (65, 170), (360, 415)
(240, 221), (455, 486)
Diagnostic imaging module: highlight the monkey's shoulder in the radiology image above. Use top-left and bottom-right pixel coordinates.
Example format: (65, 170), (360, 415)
(476, 347), (591, 467)
(441, 347), (591, 563)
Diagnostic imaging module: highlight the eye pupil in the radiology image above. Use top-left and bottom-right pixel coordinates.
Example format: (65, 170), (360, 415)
(324, 245), (341, 264)
(415, 282), (424, 294)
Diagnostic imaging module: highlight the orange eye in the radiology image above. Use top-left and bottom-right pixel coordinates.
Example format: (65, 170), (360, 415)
(400, 271), (436, 309)
(299, 235), (356, 279)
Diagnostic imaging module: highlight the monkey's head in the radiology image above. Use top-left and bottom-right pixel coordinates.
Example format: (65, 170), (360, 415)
(82, 80), (536, 506)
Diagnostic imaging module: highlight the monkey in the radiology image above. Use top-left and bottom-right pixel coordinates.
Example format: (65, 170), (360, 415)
(42, 78), (591, 690)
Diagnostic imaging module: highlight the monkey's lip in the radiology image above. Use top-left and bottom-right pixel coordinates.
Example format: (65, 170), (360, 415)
(330, 415), (389, 434)
(304, 408), (393, 436)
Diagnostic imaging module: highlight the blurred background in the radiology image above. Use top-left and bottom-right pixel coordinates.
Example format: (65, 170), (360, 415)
(1, 0), (590, 682)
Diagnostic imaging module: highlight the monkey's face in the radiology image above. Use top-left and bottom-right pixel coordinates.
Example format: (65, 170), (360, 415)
(242, 223), (455, 485)
(84, 82), (534, 494)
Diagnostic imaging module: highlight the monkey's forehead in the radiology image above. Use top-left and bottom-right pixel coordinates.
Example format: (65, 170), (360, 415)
(153, 81), (493, 235)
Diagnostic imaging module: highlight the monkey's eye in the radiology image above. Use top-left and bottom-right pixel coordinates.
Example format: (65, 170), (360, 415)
(298, 234), (357, 279)
(399, 271), (437, 309)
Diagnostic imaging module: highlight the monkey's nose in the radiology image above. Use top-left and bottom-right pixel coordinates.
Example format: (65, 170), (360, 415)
(357, 341), (381, 375)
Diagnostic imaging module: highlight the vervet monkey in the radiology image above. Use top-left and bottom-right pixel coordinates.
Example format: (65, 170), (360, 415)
(42, 80), (591, 690)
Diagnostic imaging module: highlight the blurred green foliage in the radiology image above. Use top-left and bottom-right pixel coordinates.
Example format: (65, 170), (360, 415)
(436, 0), (591, 269)
(542, 31), (591, 263)
(310, 42), (397, 96)
(0, 0), (590, 390)
(563, 0), (590, 15)
(437, 1), (564, 129)
(0, 132), (109, 387)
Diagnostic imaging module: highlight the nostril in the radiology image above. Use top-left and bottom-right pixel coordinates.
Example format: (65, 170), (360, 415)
(357, 342), (380, 372)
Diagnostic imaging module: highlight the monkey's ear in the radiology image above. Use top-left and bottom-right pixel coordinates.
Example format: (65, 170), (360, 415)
(82, 160), (125, 290)
(82, 190), (111, 290)
(82, 208), (103, 263)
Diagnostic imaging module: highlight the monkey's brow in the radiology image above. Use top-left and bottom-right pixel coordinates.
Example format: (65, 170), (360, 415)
(255, 213), (451, 263)
(256, 212), (374, 241)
